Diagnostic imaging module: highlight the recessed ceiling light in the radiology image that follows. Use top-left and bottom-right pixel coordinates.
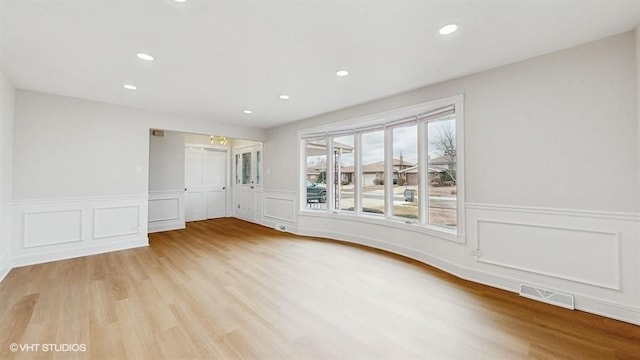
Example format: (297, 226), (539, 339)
(174, 0), (187, 3)
(279, 95), (290, 100)
(123, 84), (137, 90)
(336, 70), (349, 77)
(243, 110), (253, 114)
(136, 53), (154, 61)
(439, 24), (458, 35)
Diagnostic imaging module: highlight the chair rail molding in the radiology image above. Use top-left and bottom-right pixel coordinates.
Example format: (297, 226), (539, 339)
(465, 202), (640, 222)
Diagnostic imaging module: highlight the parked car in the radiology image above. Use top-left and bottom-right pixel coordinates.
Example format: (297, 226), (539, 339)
(306, 180), (326, 203)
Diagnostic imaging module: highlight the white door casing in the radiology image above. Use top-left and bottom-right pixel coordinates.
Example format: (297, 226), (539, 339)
(232, 145), (262, 222)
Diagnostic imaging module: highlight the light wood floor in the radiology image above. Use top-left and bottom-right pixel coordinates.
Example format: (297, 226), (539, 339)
(1, 218), (639, 359)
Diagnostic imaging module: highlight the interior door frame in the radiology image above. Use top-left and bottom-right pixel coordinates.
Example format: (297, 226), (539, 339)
(232, 144), (263, 222)
(185, 143), (231, 219)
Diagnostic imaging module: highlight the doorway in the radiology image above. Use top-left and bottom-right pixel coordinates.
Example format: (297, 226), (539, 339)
(148, 130), (263, 232)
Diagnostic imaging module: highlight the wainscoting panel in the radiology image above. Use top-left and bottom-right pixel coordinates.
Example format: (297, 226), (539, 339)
(149, 198), (180, 222)
(94, 206), (140, 240)
(24, 209), (84, 248)
(260, 189), (296, 230)
(11, 195), (149, 267)
(466, 204), (640, 296)
(476, 219), (620, 290)
(264, 196), (295, 222)
(148, 191), (185, 233)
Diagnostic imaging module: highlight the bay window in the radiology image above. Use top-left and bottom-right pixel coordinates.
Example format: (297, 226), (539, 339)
(300, 95), (464, 240)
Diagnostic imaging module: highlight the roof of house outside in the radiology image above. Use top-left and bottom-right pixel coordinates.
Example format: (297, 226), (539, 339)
(310, 157), (455, 174)
(340, 158), (416, 174)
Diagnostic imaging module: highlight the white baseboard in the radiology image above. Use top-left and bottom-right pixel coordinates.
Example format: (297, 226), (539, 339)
(460, 263), (640, 325)
(10, 236), (149, 269)
(259, 217), (298, 234)
(296, 226), (468, 282)
(574, 294), (640, 325)
(295, 226), (640, 326)
(148, 220), (185, 233)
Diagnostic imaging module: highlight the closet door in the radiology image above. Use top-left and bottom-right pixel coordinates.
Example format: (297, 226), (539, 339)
(185, 147), (227, 221)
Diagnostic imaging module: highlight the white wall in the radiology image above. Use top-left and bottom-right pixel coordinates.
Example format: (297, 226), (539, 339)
(268, 31), (638, 213)
(149, 130), (185, 192)
(184, 133), (212, 145)
(11, 90), (266, 266)
(637, 26), (640, 211)
(263, 31), (640, 324)
(14, 92), (150, 199)
(0, 71), (15, 281)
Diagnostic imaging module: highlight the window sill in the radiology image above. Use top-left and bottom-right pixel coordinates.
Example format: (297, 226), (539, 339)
(298, 209), (463, 243)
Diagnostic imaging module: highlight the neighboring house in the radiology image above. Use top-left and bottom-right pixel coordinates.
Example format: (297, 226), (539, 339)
(427, 155), (456, 184)
(306, 165), (324, 183)
(341, 157), (417, 185)
(398, 156), (456, 185)
(339, 155), (456, 186)
(306, 140), (354, 183)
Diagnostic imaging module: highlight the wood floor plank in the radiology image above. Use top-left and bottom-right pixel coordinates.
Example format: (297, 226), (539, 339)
(1, 217), (639, 359)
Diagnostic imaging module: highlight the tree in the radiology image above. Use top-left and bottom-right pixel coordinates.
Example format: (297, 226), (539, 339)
(432, 123), (456, 184)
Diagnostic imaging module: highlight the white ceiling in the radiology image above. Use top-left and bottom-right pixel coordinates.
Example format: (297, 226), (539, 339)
(1, 0), (639, 129)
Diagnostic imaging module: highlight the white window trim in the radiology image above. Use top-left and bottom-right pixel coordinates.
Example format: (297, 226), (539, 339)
(298, 94), (465, 244)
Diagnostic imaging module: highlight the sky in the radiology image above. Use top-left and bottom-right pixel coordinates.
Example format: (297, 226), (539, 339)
(307, 118), (455, 168)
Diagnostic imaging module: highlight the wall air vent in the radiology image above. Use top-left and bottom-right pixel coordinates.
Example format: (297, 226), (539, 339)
(151, 129), (165, 137)
(519, 283), (575, 310)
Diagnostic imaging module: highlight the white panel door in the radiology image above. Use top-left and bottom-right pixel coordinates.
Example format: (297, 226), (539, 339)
(185, 149), (205, 221)
(185, 147), (227, 222)
(233, 145), (262, 222)
(203, 149), (227, 219)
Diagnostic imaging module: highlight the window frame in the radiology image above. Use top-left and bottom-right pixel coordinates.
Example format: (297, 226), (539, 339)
(389, 121), (419, 222)
(298, 95), (465, 243)
(331, 133), (356, 213)
(359, 128), (386, 217)
(303, 137), (329, 211)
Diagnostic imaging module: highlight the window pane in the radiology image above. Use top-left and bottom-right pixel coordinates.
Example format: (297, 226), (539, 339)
(256, 150), (261, 185)
(235, 154), (240, 184)
(428, 118), (457, 228)
(361, 131), (385, 215)
(305, 139), (327, 210)
(333, 135), (355, 212)
(242, 152), (251, 184)
(392, 125), (418, 220)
